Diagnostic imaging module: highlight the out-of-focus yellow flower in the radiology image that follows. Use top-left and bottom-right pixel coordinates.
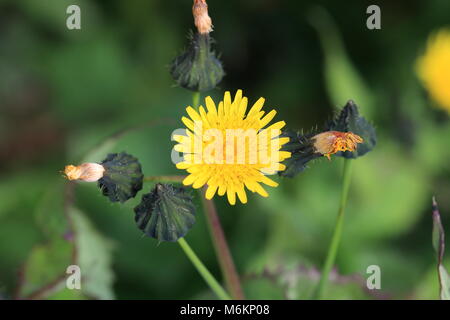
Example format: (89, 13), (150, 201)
(174, 90), (291, 205)
(416, 29), (450, 113)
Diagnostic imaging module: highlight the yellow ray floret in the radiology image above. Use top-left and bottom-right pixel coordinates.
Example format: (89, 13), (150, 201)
(174, 90), (291, 205)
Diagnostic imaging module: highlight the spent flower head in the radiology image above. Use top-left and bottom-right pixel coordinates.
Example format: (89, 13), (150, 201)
(170, 0), (224, 92)
(312, 131), (363, 160)
(193, 0), (212, 34)
(174, 90), (291, 205)
(63, 152), (143, 203)
(64, 163), (105, 182)
(280, 100), (376, 177)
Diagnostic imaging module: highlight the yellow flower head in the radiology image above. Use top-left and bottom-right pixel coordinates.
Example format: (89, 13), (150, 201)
(174, 90), (291, 205)
(312, 131), (363, 160)
(416, 28), (450, 113)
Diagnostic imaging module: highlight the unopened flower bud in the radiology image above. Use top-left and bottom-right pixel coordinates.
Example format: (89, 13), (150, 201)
(64, 163), (105, 182)
(312, 131), (363, 160)
(170, 0), (224, 92)
(134, 183), (196, 242)
(170, 33), (224, 92)
(98, 152), (144, 203)
(193, 0), (213, 34)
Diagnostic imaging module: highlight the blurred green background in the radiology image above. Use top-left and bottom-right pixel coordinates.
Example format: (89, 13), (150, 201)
(0, 0), (449, 299)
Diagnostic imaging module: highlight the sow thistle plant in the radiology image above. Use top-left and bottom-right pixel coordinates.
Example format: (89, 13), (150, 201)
(62, 1), (378, 300)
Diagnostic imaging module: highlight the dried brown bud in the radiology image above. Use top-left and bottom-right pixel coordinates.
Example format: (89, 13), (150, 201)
(64, 163), (105, 182)
(193, 0), (212, 34)
(312, 131), (363, 160)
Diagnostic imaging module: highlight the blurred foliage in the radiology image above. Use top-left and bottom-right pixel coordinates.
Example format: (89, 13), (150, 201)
(0, 0), (449, 300)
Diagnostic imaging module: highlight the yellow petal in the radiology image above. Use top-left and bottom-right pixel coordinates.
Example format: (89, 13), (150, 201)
(193, 172), (210, 189)
(218, 101), (224, 117)
(205, 96), (217, 114)
(277, 137), (290, 145)
(260, 175), (278, 187)
(205, 184), (218, 199)
(186, 106), (201, 121)
(238, 97), (248, 118)
(227, 189), (236, 205)
(182, 116), (195, 131)
(176, 162), (191, 169)
(218, 184), (227, 196)
(236, 185), (248, 204)
(278, 151), (292, 160)
(259, 109), (277, 128)
(266, 120), (286, 131)
(224, 91), (232, 106)
(232, 90), (243, 113)
(247, 97), (265, 117)
(253, 182), (268, 197)
(183, 173), (197, 186)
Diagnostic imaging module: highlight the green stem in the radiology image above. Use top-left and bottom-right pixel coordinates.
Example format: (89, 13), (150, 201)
(314, 159), (353, 299)
(177, 238), (231, 300)
(192, 91), (200, 108)
(144, 175), (185, 183)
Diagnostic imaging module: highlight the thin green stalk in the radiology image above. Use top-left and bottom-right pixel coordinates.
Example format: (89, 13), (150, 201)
(192, 91), (200, 108)
(314, 159), (353, 299)
(144, 175), (185, 183)
(177, 237), (231, 300)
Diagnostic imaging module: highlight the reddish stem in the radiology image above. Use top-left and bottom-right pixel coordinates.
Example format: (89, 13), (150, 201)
(200, 187), (245, 300)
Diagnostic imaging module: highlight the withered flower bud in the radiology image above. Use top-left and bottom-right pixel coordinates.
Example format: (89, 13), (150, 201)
(64, 163), (105, 182)
(279, 100), (376, 178)
(193, 0), (213, 34)
(312, 131), (363, 160)
(326, 100), (377, 159)
(63, 152), (143, 204)
(170, 0), (224, 92)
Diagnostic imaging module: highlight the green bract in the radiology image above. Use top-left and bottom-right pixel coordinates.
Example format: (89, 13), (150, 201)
(134, 183), (196, 242)
(98, 152), (143, 203)
(278, 130), (322, 178)
(170, 33), (224, 92)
